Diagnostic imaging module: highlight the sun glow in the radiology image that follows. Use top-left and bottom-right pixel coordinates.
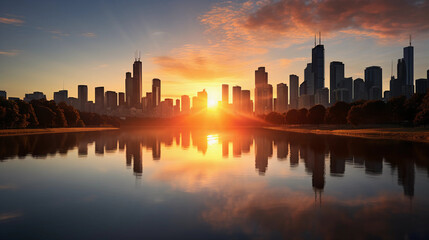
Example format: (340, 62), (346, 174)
(208, 99), (218, 108)
(207, 134), (219, 146)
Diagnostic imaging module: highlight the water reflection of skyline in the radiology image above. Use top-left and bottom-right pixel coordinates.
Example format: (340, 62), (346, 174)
(0, 129), (428, 199)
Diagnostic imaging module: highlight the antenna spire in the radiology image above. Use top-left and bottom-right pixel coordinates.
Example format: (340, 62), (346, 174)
(391, 60), (393, 77)
(319, 32), (321, 45)
(314, 34), (316, 47)
(409, 34), (412, 46)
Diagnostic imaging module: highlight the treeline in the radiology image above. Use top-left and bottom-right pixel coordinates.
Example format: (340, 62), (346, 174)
(264, 92), (429, 126)
(0, 98), (120, 129)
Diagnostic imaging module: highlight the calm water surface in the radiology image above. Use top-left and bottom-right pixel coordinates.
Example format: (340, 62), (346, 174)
(0, 128), (428, 239)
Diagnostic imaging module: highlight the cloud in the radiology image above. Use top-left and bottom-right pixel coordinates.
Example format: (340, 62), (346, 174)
(0, 50), (21, 56)
(48, 30), (70, 39)
(82, 32), (96, 38)
(0, 16), (24, 25)
(244, 0), (429, 40)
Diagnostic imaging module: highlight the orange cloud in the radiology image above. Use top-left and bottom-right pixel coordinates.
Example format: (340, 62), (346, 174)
(0, 17), (24, 25)
(0, 50), (21, 56)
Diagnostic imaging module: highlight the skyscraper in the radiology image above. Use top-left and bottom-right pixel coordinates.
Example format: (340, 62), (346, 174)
(336, 77), (352, 103)
(125, 72), (133, 106)
(197, 89), (207, 110)
(54, 90), (68, 104)
(132, 58), (142, 107)
(255, 67), (272, 114)
(365, 66), (382, 100)
(315, 88), (329, 107)
(95, 87), (104, 113)
(241, 90), (252, 113)
(330, 61), (344, 104)
(232, 86), (242, 112)
(105, 91), (117, 110)
(222, 84), (229, 107)
(404, 44), (414, 86)
(304, 63), (314, 95)
(353, 78), (367, 101)
(152, 78), (161, 109)
(289, 75), (299, 109)
(78, 85), (88, 111)
(416, 78), (429, 94)
(118, 92), (125, 106)
(0, 90), (6, 99)
(276, 83), (288, 113)
(181, 95), (190, 113)
(312, 35), (325, 91)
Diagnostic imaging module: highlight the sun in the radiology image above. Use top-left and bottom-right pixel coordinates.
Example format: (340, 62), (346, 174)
(207, 99), (218, 108)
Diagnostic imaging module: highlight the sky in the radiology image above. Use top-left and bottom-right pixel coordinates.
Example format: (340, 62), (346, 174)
(1, 0), (429, 103)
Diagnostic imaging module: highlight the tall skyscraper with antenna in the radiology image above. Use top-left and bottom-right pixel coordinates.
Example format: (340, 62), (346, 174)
(312, 32), (325, 92)
(132, 51), (142, 107)
(403, 35), (414, 98)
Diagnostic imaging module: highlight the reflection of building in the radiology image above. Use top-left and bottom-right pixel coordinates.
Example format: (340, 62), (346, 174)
(126, 140), (142, 177)
(276, 141), (288, 160)
(330, 156), (345, 176)
(290, 143), (299, 167)
(255, 136), (273, 175)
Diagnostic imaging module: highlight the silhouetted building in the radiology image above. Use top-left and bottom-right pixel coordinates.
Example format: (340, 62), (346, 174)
(276, 83), (288, 113)
(53, 90), (68, 104)
(312, 35), (325, 92)
(289, 74), (299, 109)
(118, 92), (125, 106)
(330, 61), (344, 104)
(24, 91), (46, 102)
(315, 88), (329, 107)
(334, 77), (352, 103)
(67, 97), (79, 109)
(181, 95), (190, 113)
(174, 99), (180, 115)
(255, 67), (273, 114)
(161, 98), (174, 118)
(384, 91), (391, 102)
(125, 72), (133, 106)
(0, 90), (6, 99)
(299, 94), (314, 109)
(304, 63), (314, 95)
(95, 87), (104, 113)
(241, 90), (252, 113)
(152, 78), (161, 109)
(365, 66), (382, 100)
(390, 75), (402, 98)
(222, 84), (229, 108)
(105, 91), (117, 110)
(353, 78), (367, 101)
(132, 58), (142, 107)
(78, 85), (88, 111)
(193, 89), (208, 111)
(416, 78), (429, 94)
(232, 86), (242, 112)
(404, 43), (414, 96)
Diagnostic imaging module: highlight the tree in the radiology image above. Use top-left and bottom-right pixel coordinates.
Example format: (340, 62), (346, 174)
(298, 108), (308, 124)
(16, 100), (39, 128)
(307, 105), (326, 125)
(403, 93), (424, 123)
(265, 112), (285, 124)
(347, 105), (364, 125)
(285, 109), (299, 124)
(386, 96), (406, 123)
(58, 102), (83, 127)
(325, 101), (350, 124)
(414, 109), (429, 126)
(33, 105), (56, 128)
(0, 98), (22, 129)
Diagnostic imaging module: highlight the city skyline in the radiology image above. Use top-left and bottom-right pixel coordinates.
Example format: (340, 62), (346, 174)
(1, 0), (429, 103)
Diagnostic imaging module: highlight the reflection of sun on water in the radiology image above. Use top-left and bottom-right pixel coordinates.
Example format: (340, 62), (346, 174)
(207, 134), (219, 146)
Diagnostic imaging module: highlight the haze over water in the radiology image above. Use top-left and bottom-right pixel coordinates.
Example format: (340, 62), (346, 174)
(0, 129), (428, 239)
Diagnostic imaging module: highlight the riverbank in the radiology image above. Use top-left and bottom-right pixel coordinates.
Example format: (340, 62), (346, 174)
(0, 127), (118, 137)
(265, 125), (429, 143)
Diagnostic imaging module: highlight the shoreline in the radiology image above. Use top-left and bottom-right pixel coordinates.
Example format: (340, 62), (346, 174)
(0, 127), (119, 137)
(264, 125), (429, 143)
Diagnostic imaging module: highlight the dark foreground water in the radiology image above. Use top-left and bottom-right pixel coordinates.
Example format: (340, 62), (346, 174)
(0, 128), (428, 240)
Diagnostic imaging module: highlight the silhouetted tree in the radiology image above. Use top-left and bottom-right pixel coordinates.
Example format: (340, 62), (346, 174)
(16, 100), (39, 128)
(325, 101), (350, 124)
(298, 108), (308, 124)
(285, 109), (299, 124)
(265, 112), (285, 124)
(414, 109), (429, 126)
(0, 98), (23, 128)
(347, 105), (364, 125)
(58, 102), (83, 127)
(307, 105), (326, 125)
(33, 105), (56, 128)
(386, 96), (406, 123)
(404, 93), (424, 123)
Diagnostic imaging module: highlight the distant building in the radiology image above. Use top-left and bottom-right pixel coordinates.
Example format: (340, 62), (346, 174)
(232, 86), (242, 112)
(312, 36), (325, 92)
(384, 91), (391, 102)
(335, 77), (352, 103)
(125, 72), (133, 106)
(365, 66), (382, 100)
(333, 89), (351, 103)
(289, 75), (299, 109)
(54, 90), (68, 104)
(330, 61), (344, 104)
(67, 97), (79, 109)
(118, 92), (125, 106)
(241, 90), (252, 113)
(404, 44), (414, 92)
(152, 78), (161, 109)
(193, 89), (208, 111)
(0, 90), (6, 99)
(255, 67), (273, 114)
(132, 58), (142, 107)
(416, 78), (428, 94)
(24, 91), (46, 102)
(354, 78), (367, 101)
(390, 75), (402, 98)
(298, 94), (314, 109)
(181, 95), (190, 113)
(174, 99), (180, 115)
(160, 98), (174, 118)
(315, 88), (329, 107)
(95, 87), (104, 113)
(222, 84), (229, 108)
(276, 83), (288, 113)
(78, 85), (88, 111)
(304, 63), (314, 95)
(105, 91), (117, 110)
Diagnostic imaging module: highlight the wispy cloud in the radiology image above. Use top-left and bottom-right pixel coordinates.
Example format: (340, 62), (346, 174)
(82, 32), (96, 38)
(0, 16), (24, 25)
(0, 50), (21, 56)
(48, 30), (70, 39)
